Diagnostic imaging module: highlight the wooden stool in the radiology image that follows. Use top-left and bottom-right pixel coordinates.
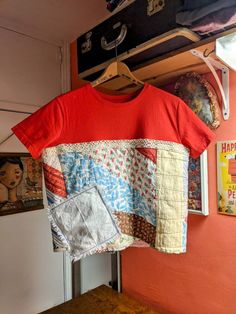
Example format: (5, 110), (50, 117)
(40, 285), (158, 313)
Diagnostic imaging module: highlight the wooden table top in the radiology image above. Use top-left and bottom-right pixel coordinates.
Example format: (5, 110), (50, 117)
(40, 285), (158, 314)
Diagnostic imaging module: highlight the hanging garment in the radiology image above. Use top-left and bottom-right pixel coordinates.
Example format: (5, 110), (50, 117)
(190, 6), (236, 35)
(176, 0), (236, 26)
(12, 83), (214, 260)
(180, 0), (216, 11)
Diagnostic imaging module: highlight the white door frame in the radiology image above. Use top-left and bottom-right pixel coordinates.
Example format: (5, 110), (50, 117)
(60, 42), (73, 302)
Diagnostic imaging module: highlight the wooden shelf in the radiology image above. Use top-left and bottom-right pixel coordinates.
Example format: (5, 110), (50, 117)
(71, 27), (236, 92)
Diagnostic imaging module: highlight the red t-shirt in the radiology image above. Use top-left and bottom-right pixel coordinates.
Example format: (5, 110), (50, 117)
(12, 83), (215, 256)
(12, 83), (214, 159)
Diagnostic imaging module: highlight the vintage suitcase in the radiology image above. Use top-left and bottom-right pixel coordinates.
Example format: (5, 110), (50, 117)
(77, 0), (201, 81)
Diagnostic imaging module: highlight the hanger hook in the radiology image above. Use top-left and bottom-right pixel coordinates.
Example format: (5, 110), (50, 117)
(203, 48), (215, 58)
(115, 40), (118, 61)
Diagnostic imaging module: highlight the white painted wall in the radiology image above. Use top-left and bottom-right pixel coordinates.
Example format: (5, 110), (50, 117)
(0, 25), (113, 314)
(80, 253), (112, 294)
(0, 28), (64, 314)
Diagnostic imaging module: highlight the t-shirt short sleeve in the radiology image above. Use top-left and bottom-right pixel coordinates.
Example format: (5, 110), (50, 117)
(177, 99), (215, 158)
(12, 98), (64, 159)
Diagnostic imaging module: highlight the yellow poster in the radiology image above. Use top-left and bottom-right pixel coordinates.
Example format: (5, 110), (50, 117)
(217, 141), (236, 216)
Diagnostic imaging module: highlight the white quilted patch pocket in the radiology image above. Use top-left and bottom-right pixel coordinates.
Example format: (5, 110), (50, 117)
(48, 185), (120, 261)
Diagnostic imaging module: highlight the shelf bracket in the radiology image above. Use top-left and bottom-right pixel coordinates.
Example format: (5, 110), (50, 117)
(190, 49), (230, 120)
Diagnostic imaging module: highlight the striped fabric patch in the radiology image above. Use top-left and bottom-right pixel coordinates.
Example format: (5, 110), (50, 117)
(43, 163), (67, 198)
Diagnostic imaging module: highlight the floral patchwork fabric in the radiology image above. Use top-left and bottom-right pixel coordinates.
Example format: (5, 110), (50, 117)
(43, 139), (189, 259)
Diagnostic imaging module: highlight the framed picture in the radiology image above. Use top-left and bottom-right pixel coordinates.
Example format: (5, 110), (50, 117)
(0, 153), (43, 216)
(188, 151), (209, 215)
(217, 140), (236, 216)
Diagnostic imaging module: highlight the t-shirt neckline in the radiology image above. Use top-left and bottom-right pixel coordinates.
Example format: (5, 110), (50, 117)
(86, 83), (149, 108)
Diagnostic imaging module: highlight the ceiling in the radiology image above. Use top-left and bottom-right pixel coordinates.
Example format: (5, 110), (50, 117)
(0, 0), (111, 46)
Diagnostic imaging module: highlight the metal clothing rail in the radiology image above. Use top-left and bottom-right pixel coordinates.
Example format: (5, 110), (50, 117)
(0, 133), (14, 147)
(0, 107), (32, 147)
(0, 108), (33, 115)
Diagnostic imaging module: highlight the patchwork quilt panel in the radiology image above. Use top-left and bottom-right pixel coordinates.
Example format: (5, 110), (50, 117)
(43, 139), (189, 260)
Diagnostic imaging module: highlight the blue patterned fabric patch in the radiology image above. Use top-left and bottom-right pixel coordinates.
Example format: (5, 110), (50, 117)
(58, 152), (156, 226)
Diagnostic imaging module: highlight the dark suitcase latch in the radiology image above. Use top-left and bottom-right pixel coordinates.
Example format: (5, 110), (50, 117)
(147, 0), (165, 16)
(81, 31), (92, 54)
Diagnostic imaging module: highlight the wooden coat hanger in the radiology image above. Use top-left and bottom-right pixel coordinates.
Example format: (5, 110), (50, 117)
(91, 61), (144, 87)
(91, 41), (144, 88)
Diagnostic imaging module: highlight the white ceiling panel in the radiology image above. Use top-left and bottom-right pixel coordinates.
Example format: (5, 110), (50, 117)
(0, 0), (110, 46)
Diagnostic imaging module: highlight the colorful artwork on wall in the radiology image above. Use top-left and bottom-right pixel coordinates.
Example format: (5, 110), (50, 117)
(175, 71), (221, 129)
(188, 151), (209, 215)
(0, 153), (43, 216)
(217, 140), (236, 216)
(188, 156), (201, 211)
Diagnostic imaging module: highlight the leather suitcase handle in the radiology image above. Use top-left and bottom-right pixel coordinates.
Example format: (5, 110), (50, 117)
(101, 23), (128, 51)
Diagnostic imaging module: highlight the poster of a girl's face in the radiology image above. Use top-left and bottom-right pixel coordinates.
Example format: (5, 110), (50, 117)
(0, 153), (43, 216)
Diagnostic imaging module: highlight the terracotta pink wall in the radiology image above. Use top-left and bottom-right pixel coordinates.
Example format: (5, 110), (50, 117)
(122, 71), (236, 314)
